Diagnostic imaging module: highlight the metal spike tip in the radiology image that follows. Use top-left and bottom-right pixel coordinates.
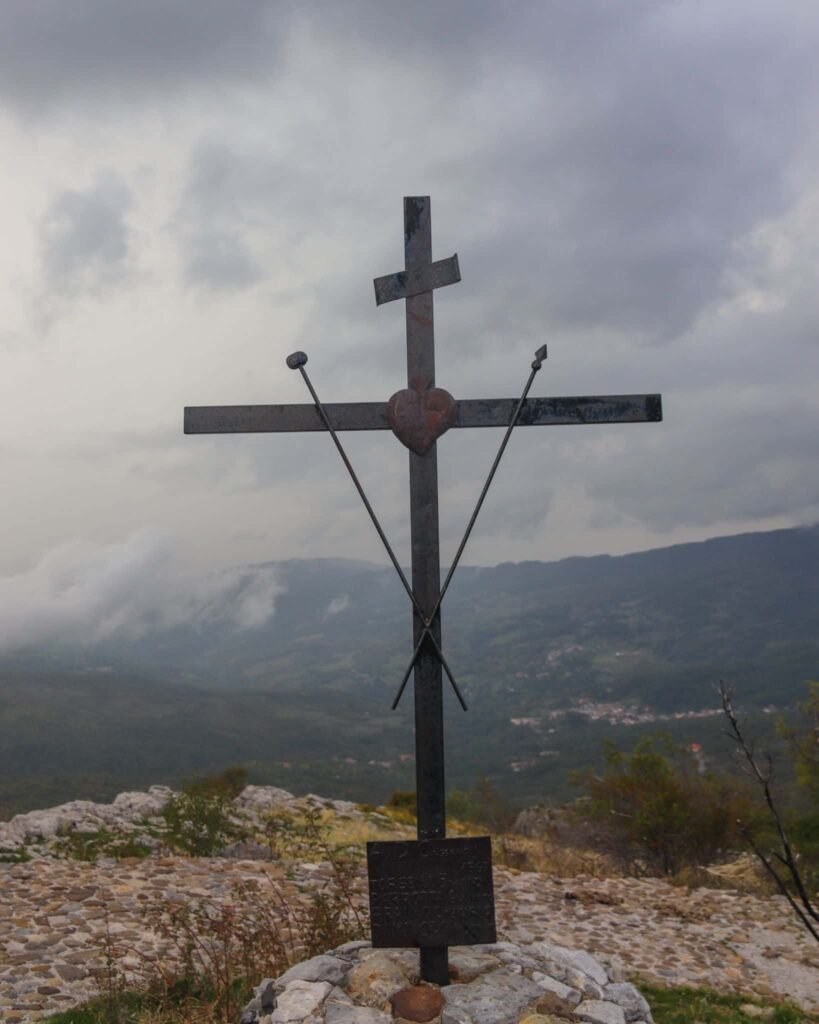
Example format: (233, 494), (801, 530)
(286, 351), (308, 369)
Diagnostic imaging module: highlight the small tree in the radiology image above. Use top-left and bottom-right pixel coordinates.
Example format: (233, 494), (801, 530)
(719, 682), (819, 943)
(446, 779), (516, 832)
(157, 768), (249, 857)
(574, 734), (751, 876)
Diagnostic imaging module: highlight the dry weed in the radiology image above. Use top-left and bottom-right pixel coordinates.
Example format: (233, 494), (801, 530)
(492, 834), (621, 877)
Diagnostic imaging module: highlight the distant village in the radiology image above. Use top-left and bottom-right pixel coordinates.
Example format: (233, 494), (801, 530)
(511, 701), (724, 729)
(504, 700), (731, 773)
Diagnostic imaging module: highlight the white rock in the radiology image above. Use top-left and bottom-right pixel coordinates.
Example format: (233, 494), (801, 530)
(325, 1004), (391, 1024)
(333, 941), (372, 956)
(533, 942), (610, 986)
(328, 799), (359, 814)
(235, 785), (299, 814)
(531, 971), (582, 1007)
(608, 958), (627, 983)
(271, 979), (333, 1022)
(0, 786), (176, 848)
(325, 985), (355, 1006)
(112, 788), (172, 819)
(605, 982), (653, 1023)
(448, 947), (503, 982)
(303, 793), (331, 807)
(346, 951), (413, 1006)
(276, 954), (350, 988)
(575, 999), (627, 1024)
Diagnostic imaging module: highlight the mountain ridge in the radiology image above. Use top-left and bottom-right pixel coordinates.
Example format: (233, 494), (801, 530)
(1, 524), (816, 816)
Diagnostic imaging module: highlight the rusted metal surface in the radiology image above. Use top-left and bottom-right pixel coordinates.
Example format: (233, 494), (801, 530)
(464, 393), (663, 426)
(184, 394), (662, 434)
(184, 402), (388, 434)
(374, 253), (460, 305)
(386, 383), (457, 455)
(367, 837), (496, 948)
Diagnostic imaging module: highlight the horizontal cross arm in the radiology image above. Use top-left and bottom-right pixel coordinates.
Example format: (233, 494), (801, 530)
(457, 394), (662, 428)
(184, 402), (388, 434)
(374, 254), (460, 306)
(184, 394), (661, 434)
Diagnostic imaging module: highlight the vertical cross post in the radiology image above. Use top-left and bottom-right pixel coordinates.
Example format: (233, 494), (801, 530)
(404, 197), (448, 985)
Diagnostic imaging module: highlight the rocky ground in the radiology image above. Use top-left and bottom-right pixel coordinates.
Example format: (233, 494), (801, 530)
(1, 787), (817, 1022)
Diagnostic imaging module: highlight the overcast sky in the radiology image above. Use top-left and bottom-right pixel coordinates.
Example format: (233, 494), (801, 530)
(1, 1), (818, 645)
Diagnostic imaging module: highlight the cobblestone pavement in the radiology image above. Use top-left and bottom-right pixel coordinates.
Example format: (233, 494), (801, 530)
(1, 858), (817, 1022)
(494, 869), (819, 1012)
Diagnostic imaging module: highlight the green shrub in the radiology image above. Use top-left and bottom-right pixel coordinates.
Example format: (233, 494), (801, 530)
(0, 847), (30, 863)
(448, 778), (516, 832)
(157, 789), (245, 857)
(573, 735), (753, 876)
(386, 790), (417, 812)
(150, 768), (250, 857)
(52, 829), (152, 862)
(180, 765), (249, 800)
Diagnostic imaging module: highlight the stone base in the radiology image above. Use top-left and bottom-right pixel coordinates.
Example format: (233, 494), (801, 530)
(240, 939), (654, 1024)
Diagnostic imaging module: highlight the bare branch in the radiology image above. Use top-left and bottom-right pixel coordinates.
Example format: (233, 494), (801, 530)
(719, 681), (819, 935)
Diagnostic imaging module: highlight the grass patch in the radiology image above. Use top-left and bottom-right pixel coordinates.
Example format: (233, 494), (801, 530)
(491, 832), (620, 876)
(643, 983), (818, 1024)
(44, 990), (150, 1022)
(52, 828), (153, 862)
(319, 811), (414, 848)
(0, 847), (30, 863)
(46, 983), (819, 1024)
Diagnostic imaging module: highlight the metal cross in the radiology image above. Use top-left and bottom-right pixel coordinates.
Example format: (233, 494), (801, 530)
(184, 196), (663, 984)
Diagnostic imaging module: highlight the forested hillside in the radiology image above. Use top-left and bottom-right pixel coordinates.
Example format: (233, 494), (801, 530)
(1, 525), (816, 816)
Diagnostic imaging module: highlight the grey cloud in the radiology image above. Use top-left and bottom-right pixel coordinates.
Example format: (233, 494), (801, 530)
(0, 528), (286, 653)
(0, 1), (284, 113)
(448, 17), (815, 342)
(182, 229), (262, 290)
(255, 0), (819, 387)
(173, 137), (380, 292)
(587, 407), (819, 532)
(40, 171), (133, 294)
(319, 1), (658, 73)
(174, 141), (273, 290)
(0, 0), (616, 115)
(4, 0), (819, 569)
(324, 594), (351, 619)
(462, 482), (555, 544)
(167, 2), (819, 337)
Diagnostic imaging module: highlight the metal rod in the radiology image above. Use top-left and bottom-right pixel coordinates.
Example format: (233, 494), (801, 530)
(288, 352), (467, 710)
(391, 346), (547, 706)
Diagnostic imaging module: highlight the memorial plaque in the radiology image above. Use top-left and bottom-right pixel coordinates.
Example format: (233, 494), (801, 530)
(367, 837), (497, 948)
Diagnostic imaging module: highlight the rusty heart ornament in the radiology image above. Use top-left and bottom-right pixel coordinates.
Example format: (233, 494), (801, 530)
(387, 381), (457, 455)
